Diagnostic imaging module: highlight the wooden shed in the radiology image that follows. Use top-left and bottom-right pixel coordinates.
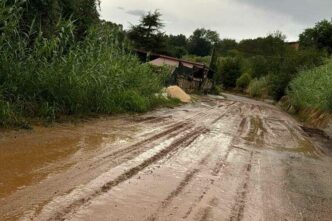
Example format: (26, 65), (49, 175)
(135, 50), (214, 93)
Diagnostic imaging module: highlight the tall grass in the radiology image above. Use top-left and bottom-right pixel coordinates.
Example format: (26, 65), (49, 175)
(288, 59), (332, 111)
(247, 77), (269, 98)
(0, 1), (170, 127)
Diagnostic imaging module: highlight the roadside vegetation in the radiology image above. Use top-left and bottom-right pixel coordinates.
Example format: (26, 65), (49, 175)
(129, 12), (331, 114)
(0, 1), (173, 127)
(131, 12), (330, 114)
(288, 59), (332, 111)
(1, 2), (331, 127)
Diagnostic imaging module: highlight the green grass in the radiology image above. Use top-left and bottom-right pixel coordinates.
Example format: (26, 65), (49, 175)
(0, 2), (174, 127)
(247, 77), (269, 98)
(288, 59), (332, 112)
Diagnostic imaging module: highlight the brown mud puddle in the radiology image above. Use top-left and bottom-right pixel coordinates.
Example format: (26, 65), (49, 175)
(0, 117), (140, 199)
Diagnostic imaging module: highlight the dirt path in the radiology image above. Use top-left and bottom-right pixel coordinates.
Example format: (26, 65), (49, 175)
(0, 94), (331, 221)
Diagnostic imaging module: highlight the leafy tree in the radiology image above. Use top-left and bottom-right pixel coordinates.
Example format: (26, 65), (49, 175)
(299, 19), (332, 54)
(237, 32), (286, 57)
(216, 57), (242, 88)
(216, 39), (238, 56)
(164, 34), (188, 57)
(269, 47), (325, 100)
(167, 34), (187, 48)
(128, 10), (165, 52)
(188, 28), (220, 56)
(248, 55), (269, 79)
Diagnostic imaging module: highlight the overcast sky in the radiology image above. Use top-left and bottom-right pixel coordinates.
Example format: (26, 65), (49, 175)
(99, 0), (332, 41)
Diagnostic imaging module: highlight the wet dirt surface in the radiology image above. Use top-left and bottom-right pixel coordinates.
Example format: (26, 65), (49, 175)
(0, 94), (332, 221)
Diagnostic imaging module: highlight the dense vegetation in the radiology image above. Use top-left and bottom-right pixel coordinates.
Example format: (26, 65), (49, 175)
(0, 2), (172, 127)
(288, 59), (332, 111)
(1, 3), (331, 127)
(299, 20), (332, 55)
(129, 12), (330, 111)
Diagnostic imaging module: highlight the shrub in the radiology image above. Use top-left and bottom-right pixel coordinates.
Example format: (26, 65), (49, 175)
(216, 57), (242, 88)
(247, 56), (269, 79)
(269, 48), (325, 100)
(236, 73), (252, 90)
(288, 59), (332, 111)
(211, 85), (223, 95)
(248, 77), (269, 98)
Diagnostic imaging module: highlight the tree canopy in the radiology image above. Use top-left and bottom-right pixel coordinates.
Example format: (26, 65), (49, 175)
(299, 20), (332, 54)
(127, 10), (165, 52)
(187, 28), (220, 56)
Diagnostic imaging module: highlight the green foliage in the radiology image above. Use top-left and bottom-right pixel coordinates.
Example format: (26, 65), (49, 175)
(181, 55), (211, 65)
(237, 32), (286, 57)
(211, 85), (222, 95)
(215, 39), (238, 56)
(164, 34), (188, 57)
(248, 77), (269, 98)
(216, 57), (242, 88)
(10, 0), (100, 40)
(288, 59), (332, 111)
(0, 99), (17, 127)
(188, 28), (220, 56)
(236, 73), (252, 90)
(299, 20), (332, 54)
(268, 48), (325, 100)
(0, 2), (169, 127)
(247, 55), (269, 78)
(128, 10), (165, 53)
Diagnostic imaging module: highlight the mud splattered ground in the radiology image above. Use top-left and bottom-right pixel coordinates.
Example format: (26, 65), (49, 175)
(0, 94), (331, 221)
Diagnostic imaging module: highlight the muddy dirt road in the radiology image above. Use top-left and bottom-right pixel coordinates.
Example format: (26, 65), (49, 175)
(1, 94), (332, 221)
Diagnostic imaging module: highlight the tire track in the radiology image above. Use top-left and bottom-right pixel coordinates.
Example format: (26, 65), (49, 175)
(183, 146), (233, 219)
(37, 105), (223, 221)
(183, 117), (247, 219)
(100, 103), (222, 163)
(146, 151), (216, 221)
(229, 151), (254, 221)
(102, 121), (190, 160)
(34, 126), (209, 221)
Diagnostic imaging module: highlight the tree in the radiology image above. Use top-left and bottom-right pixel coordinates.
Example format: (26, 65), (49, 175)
(188, 28), (220, 56)
(128, 10), (165, 52)
(164, 34), (188, 57)
(216, 39), (238, 56)
(237, 32), (286, 57)
(216, 57), (242, 88)
(299, 19), (332, 54)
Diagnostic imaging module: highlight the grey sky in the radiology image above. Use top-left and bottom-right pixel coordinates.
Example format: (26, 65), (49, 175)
(99, 0), (332, 41)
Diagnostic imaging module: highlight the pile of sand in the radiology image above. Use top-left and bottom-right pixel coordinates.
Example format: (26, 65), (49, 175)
(166, 86), (191, 103)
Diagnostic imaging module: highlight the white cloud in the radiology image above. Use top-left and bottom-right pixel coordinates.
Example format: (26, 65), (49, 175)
(99, 0), (330, 41)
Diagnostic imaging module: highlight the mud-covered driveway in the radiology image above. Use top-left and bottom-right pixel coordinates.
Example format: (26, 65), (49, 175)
(1, 94), (332, 221)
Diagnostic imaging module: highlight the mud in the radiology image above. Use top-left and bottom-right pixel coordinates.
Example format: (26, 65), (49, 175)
(0, 93), (332, 221)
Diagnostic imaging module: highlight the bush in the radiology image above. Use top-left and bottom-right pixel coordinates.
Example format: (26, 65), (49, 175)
(211, 85), (223, 95)
(216, 57), (242, 88)
(248, 77), (269, 98)
(288, 59), (332, 111)
(0, 2), (169, 126)
(269, 48), (325, 100)
(236, 73), (252, 90)
(248, 56), (269, 79)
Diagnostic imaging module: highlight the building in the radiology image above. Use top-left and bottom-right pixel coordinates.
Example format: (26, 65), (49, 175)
(135, 50), (214, 93)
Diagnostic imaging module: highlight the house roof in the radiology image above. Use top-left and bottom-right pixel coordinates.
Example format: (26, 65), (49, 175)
(134, 49), (208, 70)
(148, 58), (196, 69)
